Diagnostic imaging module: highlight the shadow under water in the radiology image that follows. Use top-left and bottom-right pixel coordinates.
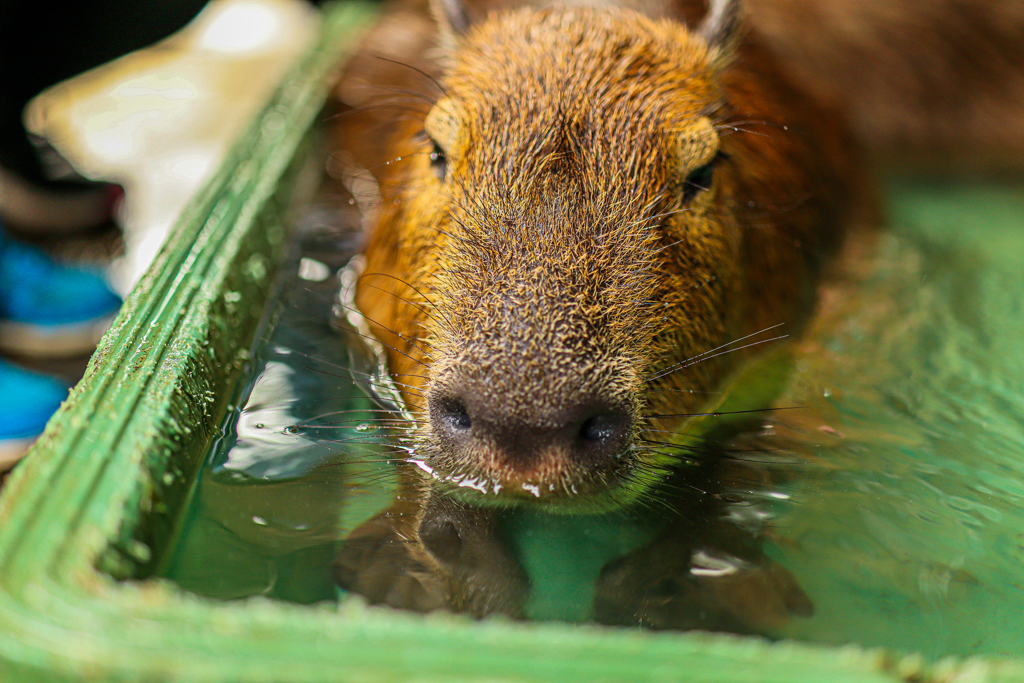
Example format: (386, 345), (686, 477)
(161, 176), (1024, 660)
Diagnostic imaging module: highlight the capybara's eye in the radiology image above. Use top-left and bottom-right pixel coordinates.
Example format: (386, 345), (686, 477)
(682, 155), (719, 202)
(429, 139), (448, 182)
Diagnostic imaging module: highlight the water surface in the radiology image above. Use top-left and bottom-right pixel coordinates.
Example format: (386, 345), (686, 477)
(161, 176), (1024, 659)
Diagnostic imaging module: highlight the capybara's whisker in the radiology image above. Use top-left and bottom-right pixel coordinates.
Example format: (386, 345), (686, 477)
(643, 406), (802, 420)
(369, 53), (448, 96)
(331, 299), (435, 358)
(359, 281), (440, 324)
(301, 365), (425, 396)
(325, 320), (430, 368)
(646, 323), (786, 382)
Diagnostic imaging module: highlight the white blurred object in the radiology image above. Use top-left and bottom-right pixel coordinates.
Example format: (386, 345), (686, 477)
(298, 257), (331, 282)
(25, 0), (320, 295)
(199, 1), (284, 52)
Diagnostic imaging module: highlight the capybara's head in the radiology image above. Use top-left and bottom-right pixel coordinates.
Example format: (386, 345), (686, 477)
(353, 0), (863, 511)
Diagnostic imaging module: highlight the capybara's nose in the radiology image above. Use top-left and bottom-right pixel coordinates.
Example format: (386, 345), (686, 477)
(429, 384), (634, 470)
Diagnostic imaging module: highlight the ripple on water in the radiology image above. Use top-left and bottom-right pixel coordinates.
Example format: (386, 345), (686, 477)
(160, 179), (1024, 657)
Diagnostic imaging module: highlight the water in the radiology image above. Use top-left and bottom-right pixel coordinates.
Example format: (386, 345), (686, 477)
(160, 176), (1024, 659)
(160, 207), (400, 603)
(768, 177), (1024, 658)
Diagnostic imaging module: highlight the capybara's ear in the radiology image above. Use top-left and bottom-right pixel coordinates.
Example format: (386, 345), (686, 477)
(430, 0), (470, 52)
(698, 0), (746, 64)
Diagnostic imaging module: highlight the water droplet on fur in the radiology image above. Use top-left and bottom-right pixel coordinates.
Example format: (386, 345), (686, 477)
(252, 516), (268, 526)
(410, 458), (434, 476)
(521, 483), (541, 497)
(355, 423), (373, 432)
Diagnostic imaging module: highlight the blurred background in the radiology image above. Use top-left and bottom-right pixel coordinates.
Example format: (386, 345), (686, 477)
(20, 0), (321, 294)
(0, 0), (322, 467)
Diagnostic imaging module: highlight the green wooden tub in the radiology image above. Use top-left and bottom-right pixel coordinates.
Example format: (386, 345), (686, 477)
(0, 3), (1021, 681)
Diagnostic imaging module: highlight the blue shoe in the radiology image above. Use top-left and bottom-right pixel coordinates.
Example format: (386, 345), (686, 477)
(0, 359), (67, 468)
(0, 226), (121, 357)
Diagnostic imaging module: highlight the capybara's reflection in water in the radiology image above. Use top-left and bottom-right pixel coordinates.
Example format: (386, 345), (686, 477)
(336, 432), (812, 636)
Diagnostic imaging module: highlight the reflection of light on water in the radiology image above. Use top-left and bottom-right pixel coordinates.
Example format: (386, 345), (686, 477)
(198, 1), (282, 52)
(690, 550), (744, 578)
(298, 257), (331, 282)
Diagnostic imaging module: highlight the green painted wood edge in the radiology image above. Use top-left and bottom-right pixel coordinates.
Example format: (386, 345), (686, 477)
(0, 3), (1021, 681)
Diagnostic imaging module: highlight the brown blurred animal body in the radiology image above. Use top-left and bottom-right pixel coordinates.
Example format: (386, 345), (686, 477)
(339, 0), (1024, 171)
(749, 0), (1024, 170)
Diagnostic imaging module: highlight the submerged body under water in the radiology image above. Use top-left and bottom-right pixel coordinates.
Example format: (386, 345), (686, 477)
(160, 177), (1024, 659)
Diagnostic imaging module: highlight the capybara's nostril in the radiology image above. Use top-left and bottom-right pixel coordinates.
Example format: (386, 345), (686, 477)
(575, 407), (632, 460)
(430, 393), (472, 442)
(430, 381), (634, 472)
(579, 411), (629, 443)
